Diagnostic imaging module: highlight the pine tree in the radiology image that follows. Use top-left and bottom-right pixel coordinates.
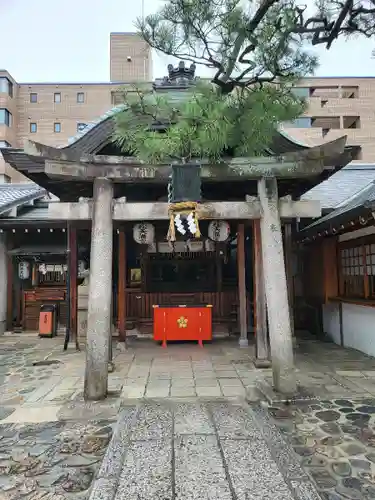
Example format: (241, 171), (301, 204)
(113, 0), (322, 163)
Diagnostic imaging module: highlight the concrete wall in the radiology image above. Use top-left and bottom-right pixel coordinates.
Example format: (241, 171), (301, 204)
(0, 234), (7, 334)
(323, 301), (375, 357)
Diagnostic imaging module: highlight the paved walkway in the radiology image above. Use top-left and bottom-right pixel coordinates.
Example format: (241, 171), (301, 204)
(2, 333), (375, 498)
(2, 334), (375, 421)
(89, 399), (320, 500)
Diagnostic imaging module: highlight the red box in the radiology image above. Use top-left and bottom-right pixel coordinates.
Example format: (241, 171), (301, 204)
(153, 305), (212, 347)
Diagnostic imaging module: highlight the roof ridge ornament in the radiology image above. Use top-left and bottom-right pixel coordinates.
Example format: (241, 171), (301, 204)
(154, 61), (198, 89)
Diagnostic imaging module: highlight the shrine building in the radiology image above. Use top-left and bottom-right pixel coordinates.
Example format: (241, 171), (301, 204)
(0, 63), (357, 396)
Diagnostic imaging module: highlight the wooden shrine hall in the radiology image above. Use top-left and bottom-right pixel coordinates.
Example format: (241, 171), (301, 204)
(0, 66), (358, 397)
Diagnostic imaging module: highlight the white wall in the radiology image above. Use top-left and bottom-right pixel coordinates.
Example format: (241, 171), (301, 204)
(323, 302), (341, 345)
(0, 234), (7, 334)
(323, 301), (375, 358)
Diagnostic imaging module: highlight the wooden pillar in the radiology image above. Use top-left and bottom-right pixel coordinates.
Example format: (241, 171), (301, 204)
(237, 222), (248, 347)
(118, 228), (127, 342)
(0, 233), (7, 334)
(253, 219), (270, 367)
(6, 253), (13, 331)
(216, 244), (223, 292)
(258, 177), (296, 394)
(84, 177), (113, 401)
(69, 225), (78, 347)
(284, 223), (295, 335)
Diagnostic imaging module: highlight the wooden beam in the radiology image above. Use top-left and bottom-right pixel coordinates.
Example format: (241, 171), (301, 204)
(68, 226), (78, 347)
(237, 222), (248, 347)
(48, 200), (321, 221)
(253, 219), (270, 366)
(118, 228), (127, 342)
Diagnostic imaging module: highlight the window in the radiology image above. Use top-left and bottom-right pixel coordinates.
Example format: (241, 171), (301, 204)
(77, 92), (85, 103)
(0, 140), (11, 148)
(0, 77), (13, 97)
(0, 109), (12, 126)
(339, 239), (375, 299)
(77, 122), (87, 133)
(54, 93), (61, 103)
(311, 116), (340, 129)
(342, 86), (359, 98)
(291, 87), (309, 98)
(310, 86), (340, 99)
(284, 117), (311, 128)
(111, 91), (125, 106)
(30, 122), (37, 133)
(54, 122), (61, 133)
(343, 116), (361, 129)
(30, 93), (38, 103)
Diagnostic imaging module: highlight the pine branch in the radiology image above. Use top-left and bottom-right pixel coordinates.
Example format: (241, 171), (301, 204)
(136, 0), (375, 94)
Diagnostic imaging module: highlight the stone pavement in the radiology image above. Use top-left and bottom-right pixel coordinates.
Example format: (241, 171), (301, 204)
(0, 419), (115, 500)
(2, 333), (375, 499)
(2, 334), (375, 420)
(89, 399), (321, 500)
(268, 398), (375, 500)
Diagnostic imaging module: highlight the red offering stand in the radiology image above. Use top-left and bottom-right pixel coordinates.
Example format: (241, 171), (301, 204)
(153, 304), (212, 347)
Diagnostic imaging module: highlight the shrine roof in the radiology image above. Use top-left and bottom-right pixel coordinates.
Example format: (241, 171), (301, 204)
(0, 60), (359, 202)
(0, 135), (357, 202)
(301, 163), (375, 209)
(0, 183), (47, 216)
(21, 106), (313, 160)
(300, 180), (375, 240)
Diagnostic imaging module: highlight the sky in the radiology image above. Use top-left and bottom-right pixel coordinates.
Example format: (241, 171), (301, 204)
(0, 0), (374, 83)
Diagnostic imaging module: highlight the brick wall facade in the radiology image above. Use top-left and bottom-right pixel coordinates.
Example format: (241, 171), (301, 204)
(110, 32), (152, 82)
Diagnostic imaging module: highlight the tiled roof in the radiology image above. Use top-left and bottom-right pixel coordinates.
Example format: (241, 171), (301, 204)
(0, 184), (47, 215)
(302, 180), (375, 233)
(302, 163), (375, 208)
(64, 102), (310, 154)
(65, 105), (126, 147)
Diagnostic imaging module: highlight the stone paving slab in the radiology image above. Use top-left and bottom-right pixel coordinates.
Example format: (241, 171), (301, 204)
(174, 434), (232, 500)
(115, 439), (172, 500)
(89, 399), (320, 500)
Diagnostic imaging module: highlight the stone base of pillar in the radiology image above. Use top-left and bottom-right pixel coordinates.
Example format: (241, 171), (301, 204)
(239, 338), (249, 348)
(254, 358), (271, 369)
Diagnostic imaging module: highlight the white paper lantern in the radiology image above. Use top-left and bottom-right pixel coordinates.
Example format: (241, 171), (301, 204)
(208, 221), (230, 242)
(18, 261), (30, 280)
(133, 223), (155, 245)
(38, 263), (47, 275)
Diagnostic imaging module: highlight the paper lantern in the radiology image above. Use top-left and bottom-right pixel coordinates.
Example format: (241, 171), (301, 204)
(38, 263), (47, 275)
(18, 261), (30, 280)
(208, 221), (230, 242)
(133, 223), (155, 245)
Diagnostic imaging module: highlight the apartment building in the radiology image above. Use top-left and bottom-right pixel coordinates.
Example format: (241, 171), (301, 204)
(0, 32), (152, 183)
(0, 35), (373, 183)
(285, 77), (374, 162)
